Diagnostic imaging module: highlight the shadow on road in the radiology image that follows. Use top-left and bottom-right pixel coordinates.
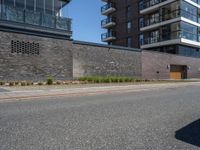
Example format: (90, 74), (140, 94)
(175, 119), (200, 147)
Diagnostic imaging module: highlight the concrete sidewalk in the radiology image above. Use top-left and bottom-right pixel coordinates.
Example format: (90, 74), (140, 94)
(0, 82), (199, 102)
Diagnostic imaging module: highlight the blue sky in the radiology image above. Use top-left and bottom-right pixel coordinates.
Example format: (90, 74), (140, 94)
(66, 0), (104, 43)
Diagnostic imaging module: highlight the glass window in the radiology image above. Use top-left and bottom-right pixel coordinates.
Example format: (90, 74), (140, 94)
(127, 21), (132, 33)
(150, 30), (159, 43)
(181, 22), (197, 41)
(139, 18), (144, 27)
(126, 6), (131, 18)
(127, 21), (132, 29)
(139, 34), (144, 45)
(179, 45), (193, 56)
(181, 0), (197, 22)
(127, 37), (132, 47)
(161, 1), (180, 21)
(139, 0), (144, 10)
(161, 22), (180, 41)
(149, 12), (159, 25)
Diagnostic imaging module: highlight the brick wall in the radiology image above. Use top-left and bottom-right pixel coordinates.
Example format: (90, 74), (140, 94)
(1, 31), (200, 81)
(142, 50), (200, 79)
(0, 31), (73, 81)
(72, 41), (142, 78)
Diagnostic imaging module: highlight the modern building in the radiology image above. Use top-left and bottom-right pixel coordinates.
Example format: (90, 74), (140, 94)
(0, 0), (72, 39)
(101, 0), (200, 58)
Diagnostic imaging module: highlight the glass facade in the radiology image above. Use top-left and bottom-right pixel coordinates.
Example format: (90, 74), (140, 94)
(0, 0), (71, 32)
(149, 45), (200, 57)
(161, 1), (180, 22)
(142, 21), (200, 45)
(140, 0), (200, 58)
(141, 0), (200, 27)
(139, 0), (200, 10)
(181, 0), (198, 22)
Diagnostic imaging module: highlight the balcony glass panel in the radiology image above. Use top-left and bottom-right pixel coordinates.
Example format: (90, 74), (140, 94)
(139, 0), (167, 10)
(56, 17), (71, 30)
(101, 17), (116, 26)
(161, 1), (180, 21)
(181, 0), (198, 22)
(3, 5), (24, 23)
(25, 10), (41, 25)
(181, 21), (198, 41)
(42, 13), (55, 28)
(101, 31), (116, 40)
(26, 0), (34, 11)
(0, 0), (71, 33)
(161, 22), (180, 40)
(101, 3), (115, 13)
(142, 21), (199, 45)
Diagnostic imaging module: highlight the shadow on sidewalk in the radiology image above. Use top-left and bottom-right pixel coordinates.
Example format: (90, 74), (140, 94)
(175, 119), (200, 147)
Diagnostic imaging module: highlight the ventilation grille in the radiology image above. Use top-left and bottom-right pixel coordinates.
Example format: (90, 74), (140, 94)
(11, 40), (40, 55)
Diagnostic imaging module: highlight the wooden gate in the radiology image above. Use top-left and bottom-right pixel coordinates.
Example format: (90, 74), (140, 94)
(170, 65), (187, 79)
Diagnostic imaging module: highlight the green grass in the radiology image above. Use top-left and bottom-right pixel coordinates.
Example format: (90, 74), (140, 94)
(77, 76), (144, 83)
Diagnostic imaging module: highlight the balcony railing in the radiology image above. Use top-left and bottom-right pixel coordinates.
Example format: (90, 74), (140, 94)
(0, 5), (72, 32)
(101, 3), (116, 15)
(101, 31), (116, 41)
(139, 0), (200, 11)
(139, 0), (167, 11)
(142, 30), (200, 45)
(101, 17), (116, 28)
(141, 9), (200, 28)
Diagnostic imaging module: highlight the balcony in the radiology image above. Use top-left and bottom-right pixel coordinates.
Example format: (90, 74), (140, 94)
(0, 5), (72, 37)
(101, 3), (116, 16)
(139, 0), (166, 10)
(140, 9), (200, 31)
(141, 30), (200, 49)
(101, 17), (116, 28)
(101, 31), (116, 42)
(139, 0), (176, 14)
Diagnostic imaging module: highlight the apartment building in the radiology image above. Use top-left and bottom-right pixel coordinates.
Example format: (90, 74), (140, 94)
(101, 0), (200, 58)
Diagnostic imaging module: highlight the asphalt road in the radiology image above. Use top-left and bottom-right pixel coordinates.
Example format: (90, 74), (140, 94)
(0, 83), (200, 150)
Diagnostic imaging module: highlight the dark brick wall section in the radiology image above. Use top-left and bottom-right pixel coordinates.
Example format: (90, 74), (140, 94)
(0, 31), (73, 81)
(73, 42), (142, 78)
(142, 51), (200, 79)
